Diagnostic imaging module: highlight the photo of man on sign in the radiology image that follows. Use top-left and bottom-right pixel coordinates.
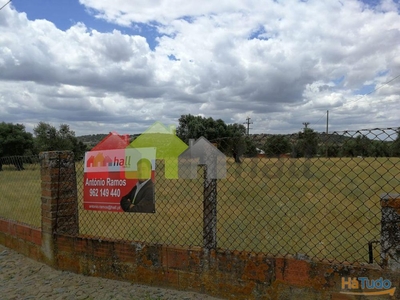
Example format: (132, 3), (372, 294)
(120, 158), (155, 213)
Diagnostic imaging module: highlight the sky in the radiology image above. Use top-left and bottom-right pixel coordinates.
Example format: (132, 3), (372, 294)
(0, 0), (399, 137)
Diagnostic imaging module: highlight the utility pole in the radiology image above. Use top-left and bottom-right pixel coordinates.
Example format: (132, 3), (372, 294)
(326, 111), (329, 135)
(302, 122), (310, 131)
(326, 110), (329, 158)
(244, 117), (253, 135)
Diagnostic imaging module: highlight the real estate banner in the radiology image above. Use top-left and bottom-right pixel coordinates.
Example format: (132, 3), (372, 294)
(83, 147), (156, 213)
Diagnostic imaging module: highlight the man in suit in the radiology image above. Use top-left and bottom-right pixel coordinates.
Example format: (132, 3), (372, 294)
(120, 158), (155, 213)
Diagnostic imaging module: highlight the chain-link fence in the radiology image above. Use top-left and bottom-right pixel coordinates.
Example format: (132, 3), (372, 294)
(0, 155), (41, 228)
(2, 128), (395, 265)
(74, 128), (400, 265)
(77, 160), (205, 245)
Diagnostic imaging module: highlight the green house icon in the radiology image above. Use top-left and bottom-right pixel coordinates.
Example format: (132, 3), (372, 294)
(128, 122), (188, 179)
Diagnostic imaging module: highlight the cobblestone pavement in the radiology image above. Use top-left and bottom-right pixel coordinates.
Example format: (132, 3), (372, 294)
(0, 245), (223, 300)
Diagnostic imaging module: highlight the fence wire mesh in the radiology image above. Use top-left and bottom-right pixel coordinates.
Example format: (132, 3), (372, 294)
(77, 160), (205, 246)
(0, 128), (393, 265)
(65, 128), (400, 264)
(0, 155), (41, 228)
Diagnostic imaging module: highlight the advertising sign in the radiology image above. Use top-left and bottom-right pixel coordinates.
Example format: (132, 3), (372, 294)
(83, 147), (156, 213)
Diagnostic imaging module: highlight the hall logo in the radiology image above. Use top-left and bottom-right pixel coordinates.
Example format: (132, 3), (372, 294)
(86, 152), (131, 168)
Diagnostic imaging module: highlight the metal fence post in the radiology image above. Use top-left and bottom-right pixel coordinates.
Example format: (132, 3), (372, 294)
(203, 165), (217, 250)
(380, 193), (400, 270)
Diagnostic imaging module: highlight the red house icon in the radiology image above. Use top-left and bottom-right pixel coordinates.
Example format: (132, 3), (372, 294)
(91, 132), (130, 151)
(103, 155), (112, 166)
(86, 155), (95, 168)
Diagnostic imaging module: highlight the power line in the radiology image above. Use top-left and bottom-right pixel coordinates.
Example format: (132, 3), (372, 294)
(344, 73), (400, 106)
(312, 73), (400, 130)
(0, 0), (11, 12)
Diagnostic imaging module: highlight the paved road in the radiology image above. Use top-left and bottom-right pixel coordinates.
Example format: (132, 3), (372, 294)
(0, 245), (223, 300)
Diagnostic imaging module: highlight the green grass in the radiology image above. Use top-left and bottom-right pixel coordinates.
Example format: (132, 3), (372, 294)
(1, 157), (400, 263)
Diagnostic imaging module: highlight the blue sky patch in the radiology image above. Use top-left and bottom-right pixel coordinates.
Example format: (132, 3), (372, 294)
(249, 26), (268, 40)
(332, 75), (345, 86)
(10, 0), (160, 50)
(354, 83), (375, 95)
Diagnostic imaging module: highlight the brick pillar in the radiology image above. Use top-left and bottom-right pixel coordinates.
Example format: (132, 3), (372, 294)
(380, 193), (400, 270)
(40, 151), (79, 265)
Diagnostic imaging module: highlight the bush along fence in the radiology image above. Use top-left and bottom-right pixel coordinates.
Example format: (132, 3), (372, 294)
(0, 127), (399, 299)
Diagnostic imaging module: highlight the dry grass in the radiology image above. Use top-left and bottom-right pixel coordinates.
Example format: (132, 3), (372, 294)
(0, 163), (41, 227)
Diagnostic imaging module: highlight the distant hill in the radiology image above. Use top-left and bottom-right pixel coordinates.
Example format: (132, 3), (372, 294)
(77, 131), (356, 150)
(77, 133), (139, 149)
(249, 132), (354, 148)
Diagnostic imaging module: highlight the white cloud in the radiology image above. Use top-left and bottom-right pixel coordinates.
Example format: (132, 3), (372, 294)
(79, 0), (259, 25)
(0, 0), (399, 136)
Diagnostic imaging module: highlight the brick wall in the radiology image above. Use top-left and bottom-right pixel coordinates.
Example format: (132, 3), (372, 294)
(0, 218), (43, 261)
(52, 235), (400, 299)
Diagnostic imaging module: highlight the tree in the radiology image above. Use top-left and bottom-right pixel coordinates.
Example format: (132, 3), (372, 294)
(0, 122), (34, 157)
(340, 139), (356, 157)
(391, 129), (400, 157)
(243, 136), (258, 158)
(367, 140), (390, 157)
(318, 143), (340, 157)
(176, 114), (228, 143)
(353, 135), (371, 157)
(176, 114), (250, 162)
(263, 135), (291, 157)
(33, 122), (59, 152)
(225, 123), (247, 162)
(33, 122), (86, 160)
(295, 128), (318, 158)
(0, 122), (34, 170)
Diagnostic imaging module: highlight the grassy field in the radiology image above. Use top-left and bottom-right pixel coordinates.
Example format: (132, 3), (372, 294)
(1, 157), (400, 264)
(0, 163), (41, 227)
